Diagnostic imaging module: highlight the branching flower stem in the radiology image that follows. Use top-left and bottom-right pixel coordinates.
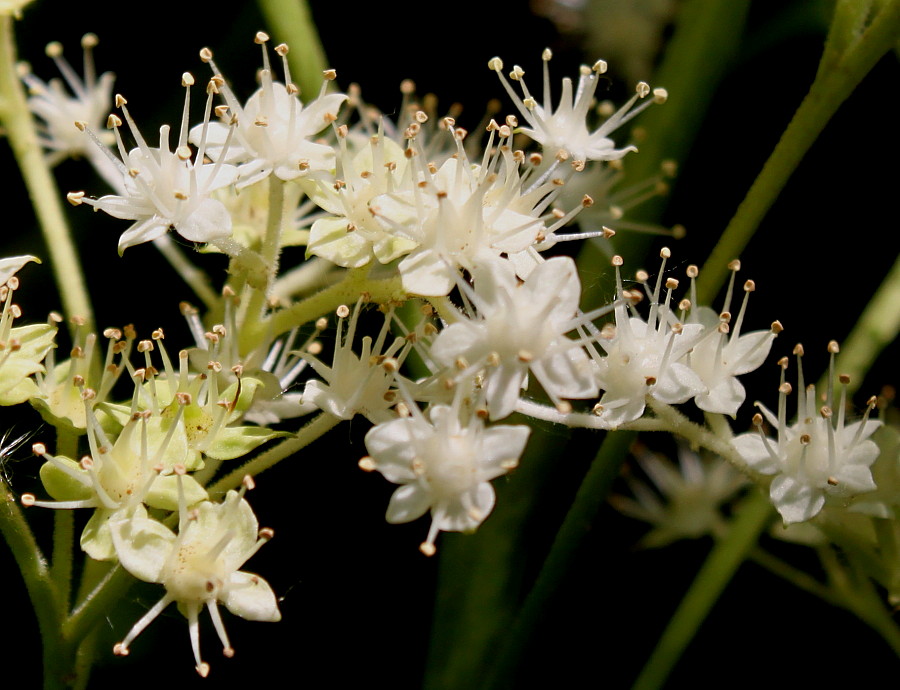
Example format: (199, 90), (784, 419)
(206, 412), (342, 497)
(0, 16), (94, 333)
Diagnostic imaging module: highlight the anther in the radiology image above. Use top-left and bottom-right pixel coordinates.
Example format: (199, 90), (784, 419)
(254, 31), (270, 44)
(358, 456), (376, 472)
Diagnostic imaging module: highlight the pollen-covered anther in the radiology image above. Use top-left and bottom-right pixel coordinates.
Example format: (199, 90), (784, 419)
(336, 305), (350, 318)
(498, 124), (511, 138)
(254, 115), (268, 127)
(819, 406), (833, 419)
(199, 47), (213, 62)
(254, 31), (270, 44)
(196, 663), (210, 678)
(381, 358), (399, 373)
(323, 69), (337, 81)
(454, 357), (469, 371)
(80, 456), (94, 469)
(67, 191), (85, 206)
(20, 493), (36, 507)
(358, 456), (376, 472)
(113, 643), (130, 657)
(727, 259), (741, 271)
(744, 280), (756, 292)
(31, 442), (47, 456)
(827, 340), (840, 354)
(645, 376), (657, 386)
(517, 349), (534, 363)
(793, 343), (805, 356)
(770, 321), (783, 334)
(556, 401), (573, 414)
(137, 339), (154, 353)
(175, 392), (192, 406)
(779, 382), (793, 395)
(176, 145), (192, 161)
(223, 646), (236, 659)
(665, 278), (679, 290)
(81, 387), (97, 401)
(652, 88), (668, 104)
(419, 542), (437, 557)
(591, 403), (604, 416)
(107, 113), (122, 129)
(173, 463), (187, 476)
(800, 434), (811, 445)
(395, 402), (411, 418)
(752, 412), (764, 427)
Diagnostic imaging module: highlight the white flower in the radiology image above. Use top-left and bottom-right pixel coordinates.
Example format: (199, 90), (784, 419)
(110, 476), (279, 677)
(489, 51), (666, 162)
(373, 139), (544, 296)
(191, 34), (346, 187)
(69, 76), (238, 253)
(685, 265), (780, 416)
(21, 36), (115, 168)
(611, 444), (747, 548)
(301, 301), (410, 424)
(731, 342), (881, 525)
(362, 402), (530, 555)
(431, 256), (598, 420)
(591, 251), (703, 428)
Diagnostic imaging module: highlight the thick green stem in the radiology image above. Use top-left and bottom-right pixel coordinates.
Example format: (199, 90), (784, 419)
(631, 490), (774, 690)
(0, 16), (94, 333)
(698, 0), (900, 303)
(206, 412), (342, 496)
(1, 477), (68, 688)
(485, 430), (635, 690)
(256, 0), (329, 98)
(242, 177), (286, 329)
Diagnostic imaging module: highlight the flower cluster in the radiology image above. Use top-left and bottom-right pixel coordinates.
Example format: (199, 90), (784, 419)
(7, 29), (892, 679)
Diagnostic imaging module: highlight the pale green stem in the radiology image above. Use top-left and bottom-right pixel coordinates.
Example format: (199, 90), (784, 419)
(153, 236), (218, 309)
(242, 177), (286, 330)
(256, 0), (329, 98)
(50, 429), (79, 610)
(819, 545), (900, 657)
(63, 564), (134, 645)
(206, 412), (342, 496)
(631, 489), (774, 690)
(819, 253), (900, 395)
(0, 16), (94, 333)
(1, 476), (67, 689)
(240, 267), (406, 353)
(747, 547), (845, 608)
(698, 0), (900, 303)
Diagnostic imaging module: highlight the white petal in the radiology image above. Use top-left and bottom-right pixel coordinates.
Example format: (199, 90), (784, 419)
(222, 571), (281, 622)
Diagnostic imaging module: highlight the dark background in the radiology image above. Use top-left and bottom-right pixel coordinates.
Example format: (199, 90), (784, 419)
(3, 1), (898, 687)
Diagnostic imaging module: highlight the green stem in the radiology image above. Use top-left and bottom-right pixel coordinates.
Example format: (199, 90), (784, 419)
(50, 430), (79, 610)
(485, 430), (635, 690)
(0, 16), (94, 333)
(747, 547), (844, 608)
(239, 267), (405, 352)
(698, 0), (900, 303)
(1, 477), (67, 688)
(63, 564), (134, 645)
(256, 0), (329, 98)
(241, 177), (286, 330)
(206, 412), (342, 496)
(631, 489), (774, 690)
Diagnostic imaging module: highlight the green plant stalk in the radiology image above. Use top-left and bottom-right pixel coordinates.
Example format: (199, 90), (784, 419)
(241, 177), (286, 331)
(256, 0), (329, 98)
(1, 476), (68, 689)
(206, 412), (342, 496)
(631, 489), (774, 690)
(239, 267), (406, 352)
(0, 16), (94, 333)
(698, 0), (900, 304)
(50, 429), (79, 611)
(484, 430), (635, 690)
